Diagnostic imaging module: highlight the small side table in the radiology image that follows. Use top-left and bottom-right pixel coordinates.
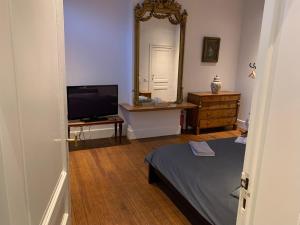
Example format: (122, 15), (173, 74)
(68, 116), (124, 143)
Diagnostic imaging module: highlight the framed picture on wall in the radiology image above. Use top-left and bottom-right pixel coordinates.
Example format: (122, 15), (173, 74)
(202, 37), (221, 63)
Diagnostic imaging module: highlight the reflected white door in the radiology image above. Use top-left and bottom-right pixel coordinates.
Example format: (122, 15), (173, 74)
(150, 45), (176, 102)
(0, 0), (70, 224)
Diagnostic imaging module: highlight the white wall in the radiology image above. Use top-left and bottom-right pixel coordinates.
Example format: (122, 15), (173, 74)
(235, 0), (265, 123)
(64, 0), (133, 139)
(129, 0), (246, 138)
(132, 0), (245, 96)
(65, 0), (248, 139)
(181, 0), (245, 97)
(64, 0), (132, 104)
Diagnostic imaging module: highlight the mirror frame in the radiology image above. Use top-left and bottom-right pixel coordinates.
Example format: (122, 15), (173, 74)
(134, 0), (188, 105)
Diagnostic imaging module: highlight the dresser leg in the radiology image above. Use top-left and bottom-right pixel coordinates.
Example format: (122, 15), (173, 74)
(196, 127), (200, 135)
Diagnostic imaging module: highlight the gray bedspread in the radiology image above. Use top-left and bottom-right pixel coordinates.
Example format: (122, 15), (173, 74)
(145, 138), (245, 225)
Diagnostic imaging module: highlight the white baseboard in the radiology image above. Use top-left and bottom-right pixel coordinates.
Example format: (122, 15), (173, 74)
(237, 119), (247, 130)
(60, 213), (69, 225)
(40, 171), (68, 225)
(127, 125), (181, 140)
(70, 126), (126, 140)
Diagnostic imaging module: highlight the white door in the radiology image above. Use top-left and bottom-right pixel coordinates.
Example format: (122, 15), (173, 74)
(150, 45), (176, 102)
(237, 1), (300, 225)
(0, 0), (70, 224)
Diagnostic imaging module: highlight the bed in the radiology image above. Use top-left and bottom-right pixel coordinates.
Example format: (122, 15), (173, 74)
(145, 138), (245, 225)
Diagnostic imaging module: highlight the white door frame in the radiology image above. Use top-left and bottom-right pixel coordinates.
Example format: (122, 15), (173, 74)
(236, 0), (287, 224)
(40, 0), (70, 224)
(53, 0), (71, 223)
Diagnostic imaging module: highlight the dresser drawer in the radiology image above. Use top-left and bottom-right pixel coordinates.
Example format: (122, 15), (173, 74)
(199, 117), (237, 129)
(201, 101), (238, 110)
(201, 95), (240, 102)
(188, 93), (240, 105)
(199, 109), (237, 119)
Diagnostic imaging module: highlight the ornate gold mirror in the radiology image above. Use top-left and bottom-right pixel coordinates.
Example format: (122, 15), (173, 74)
(134, 0), (187, 105)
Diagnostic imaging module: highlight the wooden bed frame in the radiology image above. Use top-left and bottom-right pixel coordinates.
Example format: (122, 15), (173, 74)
(148, 164), (212, 225)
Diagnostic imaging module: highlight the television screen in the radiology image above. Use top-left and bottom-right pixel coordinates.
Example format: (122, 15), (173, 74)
(67, 85), (118, 120)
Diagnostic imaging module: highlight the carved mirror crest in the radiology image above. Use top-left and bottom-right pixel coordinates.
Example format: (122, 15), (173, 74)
(134, 0), (187, 105)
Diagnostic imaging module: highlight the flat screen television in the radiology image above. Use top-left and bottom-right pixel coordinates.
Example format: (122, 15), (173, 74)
(67, 85), (118, 121)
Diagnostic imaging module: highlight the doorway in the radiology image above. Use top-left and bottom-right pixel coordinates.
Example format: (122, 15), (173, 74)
(150, 45), (177, 102)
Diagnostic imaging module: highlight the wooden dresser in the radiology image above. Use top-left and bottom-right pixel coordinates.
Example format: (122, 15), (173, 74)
(187, 91), (241, 134)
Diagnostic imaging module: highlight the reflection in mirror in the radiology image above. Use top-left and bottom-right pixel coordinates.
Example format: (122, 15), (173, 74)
(139, 19), (180, 103)
(134, 0), (187, 105)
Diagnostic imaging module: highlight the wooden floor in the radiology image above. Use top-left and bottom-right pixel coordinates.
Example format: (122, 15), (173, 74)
(70, 130), (241, 225)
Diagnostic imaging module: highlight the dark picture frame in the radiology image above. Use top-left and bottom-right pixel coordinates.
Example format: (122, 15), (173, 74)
(202, 37), (221, 63)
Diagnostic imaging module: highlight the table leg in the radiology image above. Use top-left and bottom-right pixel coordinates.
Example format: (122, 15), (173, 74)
(114, 123), (117, 140)
(119, 123), (122, 144)
(185, 109), (189, 131)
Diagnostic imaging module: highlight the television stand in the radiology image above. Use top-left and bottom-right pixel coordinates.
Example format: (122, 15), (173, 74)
(80, 117), (109, 123)
(68, 115), (124, 143)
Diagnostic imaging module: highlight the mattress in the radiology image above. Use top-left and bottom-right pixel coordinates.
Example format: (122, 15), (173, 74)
(145, 138), (245, 225)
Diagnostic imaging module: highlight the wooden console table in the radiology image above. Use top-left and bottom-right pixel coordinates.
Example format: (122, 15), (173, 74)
(120, 102), (197, 112)
(68, 116), (124, 143)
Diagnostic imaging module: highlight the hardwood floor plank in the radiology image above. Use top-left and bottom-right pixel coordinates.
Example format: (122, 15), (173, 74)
(70, 131), (241, 225)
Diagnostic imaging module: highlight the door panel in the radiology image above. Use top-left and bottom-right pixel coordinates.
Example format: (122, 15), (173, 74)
(237, 1), (300, 225)
(0, 0), (30, 224)
(0, 0), (69, 224)
(150, 45), (175, 101)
